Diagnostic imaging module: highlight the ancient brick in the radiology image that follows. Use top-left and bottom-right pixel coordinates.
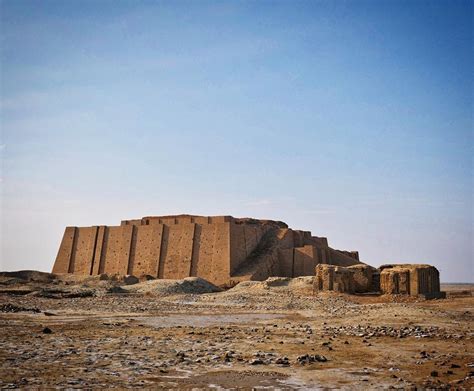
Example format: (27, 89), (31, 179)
(379, 264), (444, 298)
(52, 214), (362, 286)
(314, 264), (355, 293)
(347, 264), (376, 293)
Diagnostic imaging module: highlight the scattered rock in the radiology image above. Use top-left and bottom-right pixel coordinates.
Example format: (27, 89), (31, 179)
(107, 286), (128, 294)
(0, 270), (56, 283)
(123, 275), (139, 285)
(275, 357), (290, 366)
(0, 303), (40, 313)
(297, 354), (327, 365)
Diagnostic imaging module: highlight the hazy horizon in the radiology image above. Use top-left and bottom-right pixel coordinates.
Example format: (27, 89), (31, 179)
(1, 0), (472, 283)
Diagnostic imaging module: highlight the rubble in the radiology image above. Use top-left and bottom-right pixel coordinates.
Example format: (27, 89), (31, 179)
(0, 303), (41, 313)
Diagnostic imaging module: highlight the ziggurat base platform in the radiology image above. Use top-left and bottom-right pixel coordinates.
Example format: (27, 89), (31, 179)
(52, 215), (361, 287)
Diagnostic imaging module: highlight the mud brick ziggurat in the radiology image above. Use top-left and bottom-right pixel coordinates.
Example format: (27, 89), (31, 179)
(52, 214), (362, 287)
(53, 214), (444, 298)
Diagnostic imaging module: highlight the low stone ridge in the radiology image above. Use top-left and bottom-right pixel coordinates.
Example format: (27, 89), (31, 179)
(52, 214), (361, 287)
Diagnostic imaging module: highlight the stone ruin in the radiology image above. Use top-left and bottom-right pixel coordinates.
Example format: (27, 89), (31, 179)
(314, 264), (355, 293)
(313, 264), (378, 294)
(379, 264), (445, 299)
(313, 263), (444, 299)
(348, 264), (376, 293)
(52, 214), (361, 287)
(52, 214), (444, 297)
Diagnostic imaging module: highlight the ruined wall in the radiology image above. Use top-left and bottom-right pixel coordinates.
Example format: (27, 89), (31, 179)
(379, 265), (442, 297)
(52, 226), (100, 275)
(311, 236), (329, 247)
(127, 225), (163, 277)
(275, 245), (322, 279)
(411, 266), (440, 296)
(348, 264), (374, 293)
(163, 224), (195, 278)
(294, 245), (318, 277)
(195, 222), (231, 285)
(380, 270), (395, 294)
(314, 264), (334, 291)
(327, 248), (361, 267)
(277, 248), (294, 278)
(314, 264), (355, 293)
(53, 219), (232, 285)
(275, 229), (295, 277)
(121, 215), (233, 226)
(380, 268), (410, 295)
(339, 251), (360, 261)
(52, 227), (77, 274)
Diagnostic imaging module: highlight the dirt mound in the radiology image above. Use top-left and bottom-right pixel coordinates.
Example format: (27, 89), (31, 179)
(229, 276), (315, 292)
(122, 277), (222, 295)
(0, 303), (41, 313)
(34, 287), (96, 298)
(0, 270), (56, 283)
(0, 272), (221, 297)
(55, 274), (103, 285)
(288, 276), (315, 289)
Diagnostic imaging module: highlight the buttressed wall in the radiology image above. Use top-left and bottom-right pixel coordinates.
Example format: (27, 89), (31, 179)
(379, 264), (444, 298)
(314, 264), (356, 294)
(52, 214), (362, 286)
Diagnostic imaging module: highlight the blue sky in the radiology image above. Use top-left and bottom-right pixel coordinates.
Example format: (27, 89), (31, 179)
(1, 0), (472, 282)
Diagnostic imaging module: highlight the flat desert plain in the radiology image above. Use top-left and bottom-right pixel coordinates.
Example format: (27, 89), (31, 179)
(0, 272), (472, 389)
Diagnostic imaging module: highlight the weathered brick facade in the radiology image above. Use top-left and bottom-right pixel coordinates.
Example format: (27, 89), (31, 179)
(52, 215), (361, 286)
(379, 264), (444, 298)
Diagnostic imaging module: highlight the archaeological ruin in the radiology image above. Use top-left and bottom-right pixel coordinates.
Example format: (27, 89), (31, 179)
(313, 264), (378, 294)
(52, 215), (361, 287)
(379, 264), (445, 299)
(313, 263), (444, 298)
(52, 214), (444, 297)
(314, 264), (356, 293)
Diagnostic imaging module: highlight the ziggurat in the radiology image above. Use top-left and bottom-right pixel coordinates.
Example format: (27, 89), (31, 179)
(52, 215), (361, 286)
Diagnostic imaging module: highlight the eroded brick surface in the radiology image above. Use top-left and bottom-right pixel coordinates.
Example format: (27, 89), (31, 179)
(52, 214), (361, 286)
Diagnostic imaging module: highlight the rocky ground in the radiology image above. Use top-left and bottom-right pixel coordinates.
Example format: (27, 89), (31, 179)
(0, 272), (472, 389)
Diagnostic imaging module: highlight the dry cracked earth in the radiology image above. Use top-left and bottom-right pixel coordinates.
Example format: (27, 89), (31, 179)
(0, 272), (473, 390)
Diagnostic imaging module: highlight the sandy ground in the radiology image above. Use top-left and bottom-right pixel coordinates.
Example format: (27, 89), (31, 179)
(0, 273), (472, 390)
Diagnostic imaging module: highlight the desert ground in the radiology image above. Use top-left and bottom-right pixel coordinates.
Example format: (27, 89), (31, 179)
(0, 272), (472, 390)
